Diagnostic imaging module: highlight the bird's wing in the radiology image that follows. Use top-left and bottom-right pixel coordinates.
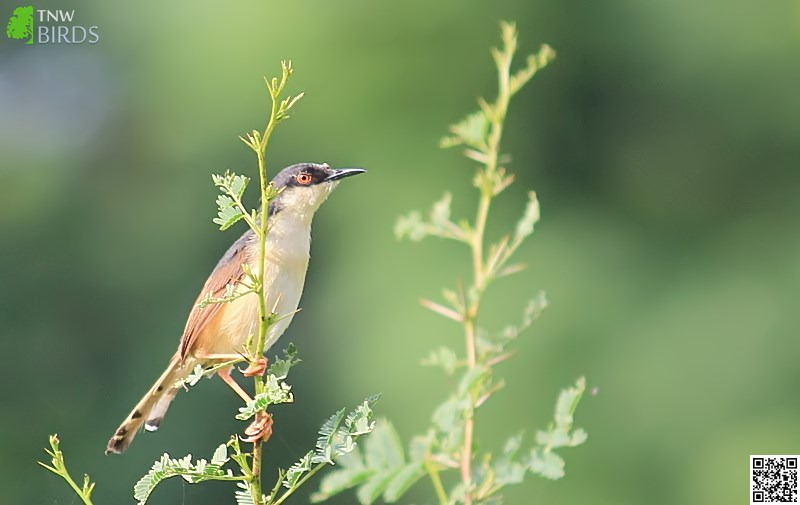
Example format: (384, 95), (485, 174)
(178, 230), (254, 360)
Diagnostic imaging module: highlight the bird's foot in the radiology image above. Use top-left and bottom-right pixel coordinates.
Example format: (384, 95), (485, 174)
(242, 412), (273, 444)
(242, 357), (268, 377)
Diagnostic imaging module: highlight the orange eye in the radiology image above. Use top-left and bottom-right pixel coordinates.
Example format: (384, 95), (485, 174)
(296, 173), (313, 185)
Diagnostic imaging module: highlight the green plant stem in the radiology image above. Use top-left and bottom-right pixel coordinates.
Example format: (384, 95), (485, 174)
(38, 436), (94, 505)
(249, 66), (290, 505)
(461, 191), (491, 505)
(424, 457), (449, 505)
(272, 463), (326, 505)
(459, 28), (516, 505)
(471, 194), (491, 292)
(60, 473), (92, 505)
(250, 146), (270, 505)
(460, 317), (477, 505)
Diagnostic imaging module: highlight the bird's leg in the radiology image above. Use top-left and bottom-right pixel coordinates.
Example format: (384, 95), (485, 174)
(242, 357), (268, 377)
(218, 366), (273, 441)
(196, 351), (267, 378)
(193, 352), (254, 401)
(217, 367), (253, 403)
(198, 353), (272, 440)
(242, 412), (273, 444)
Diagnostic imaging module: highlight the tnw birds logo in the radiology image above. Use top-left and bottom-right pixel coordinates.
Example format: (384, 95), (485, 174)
(3, 5), (99, 45)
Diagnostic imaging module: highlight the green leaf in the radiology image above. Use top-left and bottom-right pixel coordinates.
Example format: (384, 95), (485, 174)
(490, 292), (548, 348)
(313, 408), (346, 464)
(432, 397), (462, 433)
(534, 429), (571, 449)
(430, 192), (453, 229)
(336, 447), (367, 469)
(421, 346), (459, 375)
(356, 469), (399, 505)
(134, 452), (238, 504)
(212, 171), (250, 199)
(235, 482), (255, 505)
(554, 377), (585, 428)
(395, 194), (464, 243)
(312, 395), (379, 465)
(311, 414), (417, 503)
(431, 397), (465, 452)
(535, 425), (588, 449)
(522, 377), (588, 483)
(528, 449), (565, 480)
(211, 444), (228, 466)
(488, 432), (527, 488)
(408, 430), (436, 462)
(383, 462), (425, 502)
(343, 394), (380, 439)
(311, 467), (372, 503)
(394, 211), (427, 241)
(441, 110), (489, 149)
(235, 376), (293, 420)
(213, 195), (245, 230)
(513, 191), (540, 243)
(502, 432), (524, 458)
(230, 173), (248, 199)
(284, 395), (379, 502)
(283, 451), (314, 489)
(175, 364), (207, 388)
(477, 292), (547, 363)
(267, 343), (301, 380)
(495, 457), (526, 486)
(509, 44), (557, 96)
(364, 420), (405, 470)
(570, 428), (589, 446)
(211, 171), (250, 230)
(457, 366), (491, 398)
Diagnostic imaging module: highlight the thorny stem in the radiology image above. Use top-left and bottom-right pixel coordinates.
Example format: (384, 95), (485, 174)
(460, 27), (515, 505)
(248, 62), (294, 505)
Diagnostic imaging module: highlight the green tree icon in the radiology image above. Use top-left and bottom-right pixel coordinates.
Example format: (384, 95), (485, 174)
(7, 5), (34, 45)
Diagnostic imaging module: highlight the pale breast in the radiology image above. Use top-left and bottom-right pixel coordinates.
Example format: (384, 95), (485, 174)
(215, 212), (312, 355)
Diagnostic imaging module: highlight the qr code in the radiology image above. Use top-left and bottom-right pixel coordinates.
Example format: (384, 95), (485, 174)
(751, 455), (798, 504)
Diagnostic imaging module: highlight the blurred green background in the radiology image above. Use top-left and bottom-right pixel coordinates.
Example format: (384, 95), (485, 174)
(2, 1), (799, 503)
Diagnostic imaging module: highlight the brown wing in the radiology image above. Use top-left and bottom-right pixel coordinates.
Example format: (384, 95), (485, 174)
(178, 230), (254, 360)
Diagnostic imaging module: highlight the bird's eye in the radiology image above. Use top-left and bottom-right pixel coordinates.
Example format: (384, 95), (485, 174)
(296, 173), (313, 185)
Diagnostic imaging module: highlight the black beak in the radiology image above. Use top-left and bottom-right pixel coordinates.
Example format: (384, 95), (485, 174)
(325, 168), (366, 181)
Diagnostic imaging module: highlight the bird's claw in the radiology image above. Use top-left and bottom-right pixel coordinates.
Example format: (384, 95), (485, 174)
(242, 357), (268, 377)
(242, 412), (273, 444)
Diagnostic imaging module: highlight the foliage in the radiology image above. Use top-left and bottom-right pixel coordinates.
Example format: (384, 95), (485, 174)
(37, 435), (96, 505)
(128, 389), (379, 505)
(40, 350), (378, 505)
(133, 444), (237, 505)
(317, 21), (587, 504)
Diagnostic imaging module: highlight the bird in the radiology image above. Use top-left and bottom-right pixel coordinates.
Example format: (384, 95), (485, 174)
(106, 162), (365, 454)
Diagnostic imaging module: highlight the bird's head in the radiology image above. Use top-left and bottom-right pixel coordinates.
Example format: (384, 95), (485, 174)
(268, 162), (366, 219)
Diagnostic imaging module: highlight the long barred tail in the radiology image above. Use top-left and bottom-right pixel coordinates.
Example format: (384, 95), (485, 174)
(105, 355), (183, 454)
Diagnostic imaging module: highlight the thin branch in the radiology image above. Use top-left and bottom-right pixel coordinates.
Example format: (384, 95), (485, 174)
(248, 61), (297, 505)
(424, 457), (449, 505)
(272, 463), (326, 505)
(459, 22), (518, 505)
